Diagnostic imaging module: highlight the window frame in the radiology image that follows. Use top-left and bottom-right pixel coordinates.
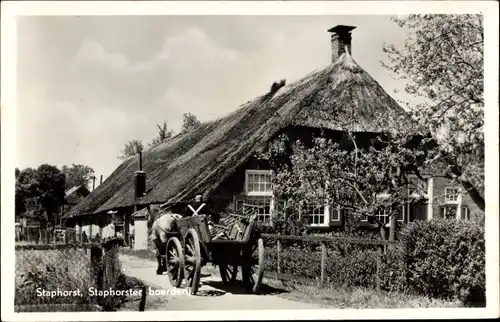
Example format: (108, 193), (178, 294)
(245, 170), (273, 197)
(444, 187), (459, 205)
(442, 205), (457, 219)
(331, 205), (341, 222)
(305, 200), (330, 227)
(243, 170), (274, 224)
(376, 207), (391, 225)
(244, 195), (273, 224)
(461, 206), (471, 221)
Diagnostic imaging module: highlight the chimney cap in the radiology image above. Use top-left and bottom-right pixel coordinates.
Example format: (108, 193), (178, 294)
(327, 25), (356, 34)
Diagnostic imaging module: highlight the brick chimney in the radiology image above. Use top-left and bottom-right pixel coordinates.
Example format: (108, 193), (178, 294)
(328, 25), (356, 63)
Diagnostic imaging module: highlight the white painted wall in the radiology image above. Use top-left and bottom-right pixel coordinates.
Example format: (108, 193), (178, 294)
(102, 222), (116, 239)
(81, 224), (100, 238)
(134, 218), (148, 251)
(427, 177), (434, 220)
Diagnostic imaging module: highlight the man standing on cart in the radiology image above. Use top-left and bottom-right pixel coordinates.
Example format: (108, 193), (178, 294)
(185, 194), (224, 237)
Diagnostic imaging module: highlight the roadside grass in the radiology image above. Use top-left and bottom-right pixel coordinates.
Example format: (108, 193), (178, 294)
(263, 278), (463, 309)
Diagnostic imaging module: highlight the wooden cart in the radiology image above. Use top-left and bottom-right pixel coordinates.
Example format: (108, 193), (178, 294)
(164, 213), (265, 295)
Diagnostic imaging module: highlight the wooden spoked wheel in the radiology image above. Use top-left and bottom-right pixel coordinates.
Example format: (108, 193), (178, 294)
(242, 237), (265, 294)
(219, 264), (238, 285)
(184, 228), (202, 295)
(166, 237), (185, 288)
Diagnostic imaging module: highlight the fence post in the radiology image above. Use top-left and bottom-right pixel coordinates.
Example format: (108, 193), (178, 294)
(320, 242), (326, 285)
(276, 239), (281, 279)
(376, 246), (382, 291)
(139, 285), (147, 311)
(90, 245), (104, 306)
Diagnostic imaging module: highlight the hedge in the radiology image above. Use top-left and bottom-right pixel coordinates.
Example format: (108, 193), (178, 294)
(262, 218), (485, 303)
(381, 219), (485, 303)
(264, 236), (380, 288)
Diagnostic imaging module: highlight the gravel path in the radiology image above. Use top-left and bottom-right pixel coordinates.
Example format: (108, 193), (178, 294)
(119, 253), (323, 311)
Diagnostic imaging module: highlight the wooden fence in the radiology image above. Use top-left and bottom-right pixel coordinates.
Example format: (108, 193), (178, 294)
(261, 233), (397, 290)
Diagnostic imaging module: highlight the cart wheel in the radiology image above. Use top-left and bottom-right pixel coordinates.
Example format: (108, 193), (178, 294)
(219, 264), (238, 285)
(242, 237), (265, 294)
(166, 237), (185, 288)
(184, 228), (201, 295)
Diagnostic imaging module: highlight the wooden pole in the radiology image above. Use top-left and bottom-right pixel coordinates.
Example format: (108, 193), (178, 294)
(276, 239), (281, 279)
(92, 177), (96, 191)
(320, 242), (326, 285)
(99, 219), (103, 240)
(388, 215), (396, 250)
(100, 175), (103, 185)
(78, 222), (83, 243)
(376, 246), (382, 291)
(60, 205), (64, 228)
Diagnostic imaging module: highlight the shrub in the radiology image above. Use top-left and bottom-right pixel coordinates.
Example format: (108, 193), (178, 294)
(265, 218), (311, 236)
(382, 219), (485, 303)
(263, 235), (380, 288)
(325, 248), (378, 288)
(380, 247), (407, 293)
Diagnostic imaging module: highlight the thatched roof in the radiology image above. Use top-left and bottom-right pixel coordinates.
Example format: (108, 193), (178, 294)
(64, 185), (91, 205)
(67, 53), (412, 218)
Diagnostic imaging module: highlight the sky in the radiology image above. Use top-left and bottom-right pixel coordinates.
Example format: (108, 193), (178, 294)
(16, 15), (411, 186)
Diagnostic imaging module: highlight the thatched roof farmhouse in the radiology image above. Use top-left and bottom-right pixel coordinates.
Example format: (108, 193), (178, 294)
(66, 25), (478, 230)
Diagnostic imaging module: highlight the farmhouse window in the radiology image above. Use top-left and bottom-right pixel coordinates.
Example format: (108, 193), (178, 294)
(444, 187), (459, 204)
(440, 205), (457, 219)
(376, 208), (390, 224)
(331, 205), (341, 222)
(245, 170), (272, 195)
(243, 170), (274, 224)
(398, 205), (406, 222)
(373, 206), (405, 225)
(461, 206), (471, 221)
(244, 195), (272, 224)
(306, 200), (330, 226)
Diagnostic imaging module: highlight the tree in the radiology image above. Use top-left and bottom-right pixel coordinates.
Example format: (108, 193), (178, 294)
(118, 139), (144, 160)
(61, 164), (95, 190)
(150, 121), (174, 147)
(15, 165), (66, 227)
(15, 167), (37, 216)
(35, 164), (66, 227)
(264, 131), (428, 241)
(181, 112), (201, 133)
(382, 14), (484, 211)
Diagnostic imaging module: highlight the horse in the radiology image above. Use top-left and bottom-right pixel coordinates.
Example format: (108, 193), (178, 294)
(147, 206), (183, 275)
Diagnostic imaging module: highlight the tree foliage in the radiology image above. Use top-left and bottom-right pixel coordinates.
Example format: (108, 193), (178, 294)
(118, 139), (144, 160)
(149, 121), (174, 147)
(382, 14), (484, 211)
(263, 131), (428, 240)
(61, 164), (95, 190)
(15, 165), (66, 227)
(181, 112), (201, 133)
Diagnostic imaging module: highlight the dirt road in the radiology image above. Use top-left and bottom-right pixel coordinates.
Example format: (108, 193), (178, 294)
(119, 253), (324, 311)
